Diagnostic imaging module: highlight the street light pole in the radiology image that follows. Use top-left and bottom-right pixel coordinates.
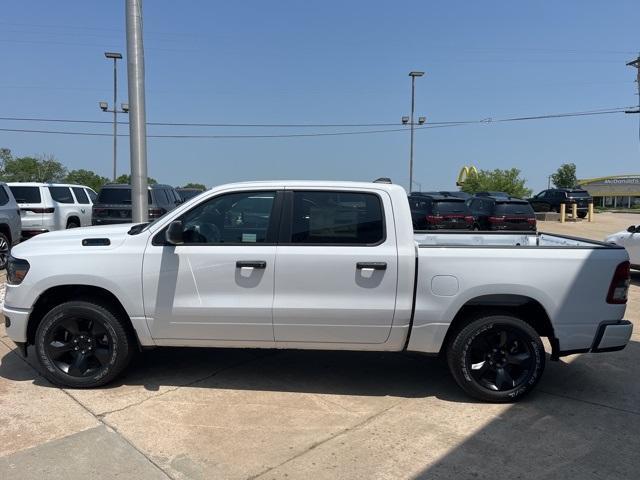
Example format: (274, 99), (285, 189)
(104, 52), (123, 181)
(407, 71), (424, 192)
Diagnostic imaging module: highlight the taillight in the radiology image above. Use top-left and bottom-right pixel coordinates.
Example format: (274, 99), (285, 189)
(607, 261), (630, 304)
(93, 208), (107, 217)
(464, 215), (474, 223)
(527, 217), (536, 225)
(425, 215), (442, 224)
(21, 207), (54, 214)
(488, 216), (505, 223)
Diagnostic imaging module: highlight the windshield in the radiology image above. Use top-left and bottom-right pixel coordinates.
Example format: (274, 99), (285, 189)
(495, 202), (534, 215)
(433, 200), (470, 215)
(97, 188), (153, 204)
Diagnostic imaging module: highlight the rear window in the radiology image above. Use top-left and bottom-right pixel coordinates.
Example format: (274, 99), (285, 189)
(568, 191), (590, 198)
(9, 186), (41, 204)
(97, 188), (152, 204)
(49, 187), (74, 204)
(433, 200), (470, 215)
(495, 202), (534, 215)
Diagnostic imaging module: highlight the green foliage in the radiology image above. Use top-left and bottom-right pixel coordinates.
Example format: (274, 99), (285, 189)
(114, 174), (158, 185)
(461, 168), (532, 198)
(2, 153), (67, 183)
(551, 163), (577, 189)
(181, 182), (206, 190)
(65, 169), (110, 192)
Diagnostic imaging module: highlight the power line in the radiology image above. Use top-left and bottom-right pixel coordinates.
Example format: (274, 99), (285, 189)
(0, 107), (632, 129)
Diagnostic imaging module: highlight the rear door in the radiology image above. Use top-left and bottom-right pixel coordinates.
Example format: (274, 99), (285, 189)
(273, 189), (398, 344)
(71, 187), (92, 226)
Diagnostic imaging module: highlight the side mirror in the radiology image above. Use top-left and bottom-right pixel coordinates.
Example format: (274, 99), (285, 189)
(165, 220), (184, 245)
(627, 225), (637, 234)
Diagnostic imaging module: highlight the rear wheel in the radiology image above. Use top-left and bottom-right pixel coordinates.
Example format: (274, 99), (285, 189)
(447, 314), (545, 402)
(0, 231), (9, 269)
(577, 212), (587, 219)
(35, 301), (134, 388)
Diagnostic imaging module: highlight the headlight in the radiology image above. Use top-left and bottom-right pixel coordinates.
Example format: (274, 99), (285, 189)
(7, 255), (30, 285)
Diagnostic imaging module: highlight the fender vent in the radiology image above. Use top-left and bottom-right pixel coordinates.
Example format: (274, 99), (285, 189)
(82, 238), (111, 246)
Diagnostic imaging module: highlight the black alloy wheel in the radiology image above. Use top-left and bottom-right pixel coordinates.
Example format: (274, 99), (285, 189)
(35, 301), (134, 387)
(0, 232), (9, 269)
(447, 315), (545, 402)
(44, 316), (113, 377)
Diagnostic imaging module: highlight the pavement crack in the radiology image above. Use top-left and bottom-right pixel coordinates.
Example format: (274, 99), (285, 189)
(246, 398), (406, 480)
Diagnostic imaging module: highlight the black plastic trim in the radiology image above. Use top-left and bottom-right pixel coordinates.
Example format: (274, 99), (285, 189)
(82, 238), (111, 246)
(402, 255), (420, 351)
(591, 320), (632, 352)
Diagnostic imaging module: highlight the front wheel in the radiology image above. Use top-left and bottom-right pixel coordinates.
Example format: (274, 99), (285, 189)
(446, 314), (545, 402)
(35, 301), (134, 388)
(0, 232), (10, 269)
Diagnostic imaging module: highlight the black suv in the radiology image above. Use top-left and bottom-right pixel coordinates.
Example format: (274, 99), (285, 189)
(92, 184), (182, 225)
(176, 187), (205, 202)
(467, 196), (536, 231)
(528, 189), (592, 218)
(408, 193), (474, 230)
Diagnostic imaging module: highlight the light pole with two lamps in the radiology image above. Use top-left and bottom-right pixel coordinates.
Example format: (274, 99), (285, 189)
(100, 52), (129, 181)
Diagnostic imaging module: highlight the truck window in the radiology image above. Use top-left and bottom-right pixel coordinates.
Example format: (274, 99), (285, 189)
(290, 191), (384, 245)
(432, 200), (469, 215)
(494, 202), (534, 215)
(179, 191), (276, 244)
(97, 187), (153, 204)
(49, 186), (74, 204)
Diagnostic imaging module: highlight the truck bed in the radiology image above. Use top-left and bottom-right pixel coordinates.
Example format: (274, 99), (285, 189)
(414, 231), (615, 248)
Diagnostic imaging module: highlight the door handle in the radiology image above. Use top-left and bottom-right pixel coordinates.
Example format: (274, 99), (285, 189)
(236, 260), (267, 269)
(356, 262), (387, 270)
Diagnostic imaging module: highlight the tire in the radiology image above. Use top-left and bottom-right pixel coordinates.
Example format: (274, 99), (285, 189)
(549, 206), (558, 213)
(66, 220), (80, 229)
(0, 231), (9, 270)
(446, 314), (545, 402)
(35, 300), (134, 388)
(577, 212), (587, 219)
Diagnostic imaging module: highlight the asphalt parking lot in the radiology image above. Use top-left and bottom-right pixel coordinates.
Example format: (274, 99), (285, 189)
(1, 213), (639, 480)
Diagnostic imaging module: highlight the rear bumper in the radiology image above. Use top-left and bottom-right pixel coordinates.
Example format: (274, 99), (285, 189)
(591, 320), (633, 353)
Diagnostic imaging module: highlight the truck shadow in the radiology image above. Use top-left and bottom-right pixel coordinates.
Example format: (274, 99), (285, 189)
(1, 340), (638, 408)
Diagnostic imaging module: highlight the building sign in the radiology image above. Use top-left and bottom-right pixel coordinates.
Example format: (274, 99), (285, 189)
(578, 176), (640, 197)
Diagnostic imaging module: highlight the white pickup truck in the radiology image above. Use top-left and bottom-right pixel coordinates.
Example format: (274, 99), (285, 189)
(2, 181), (633, 402)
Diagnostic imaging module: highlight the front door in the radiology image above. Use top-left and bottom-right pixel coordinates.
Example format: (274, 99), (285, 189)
(273, 189), (398, 344)
(143, 189), (281, 342)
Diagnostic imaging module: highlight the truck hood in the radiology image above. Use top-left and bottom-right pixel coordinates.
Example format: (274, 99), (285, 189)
(11, 223), (143, 256)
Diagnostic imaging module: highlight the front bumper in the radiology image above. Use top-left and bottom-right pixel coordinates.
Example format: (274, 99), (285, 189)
(591, 320), (633, 353)
(2, 304), (31, 344)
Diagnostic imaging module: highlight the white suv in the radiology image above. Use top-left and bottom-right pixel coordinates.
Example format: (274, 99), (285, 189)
(8, 183), (97, 238)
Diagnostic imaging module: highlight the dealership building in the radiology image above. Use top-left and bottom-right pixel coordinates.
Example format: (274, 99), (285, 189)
(577, 175), (640, 208)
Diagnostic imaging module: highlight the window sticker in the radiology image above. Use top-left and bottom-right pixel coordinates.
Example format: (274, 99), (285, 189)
(242, 233), (257, 243)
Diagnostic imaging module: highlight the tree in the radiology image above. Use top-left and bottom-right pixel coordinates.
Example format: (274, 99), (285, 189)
(461, 168), (532, 198)
(66, 169), (110, 192)
(551, 163), (577, 189)
(181, 182), (206, 190)
(1, 153), (67, 182)
(114, 174), (157, 185)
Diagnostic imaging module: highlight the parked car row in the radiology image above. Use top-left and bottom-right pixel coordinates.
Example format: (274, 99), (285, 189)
(409, 191), (536, 231)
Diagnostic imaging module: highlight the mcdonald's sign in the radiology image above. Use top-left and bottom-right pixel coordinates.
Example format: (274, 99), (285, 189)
(456, 165), (478, 186)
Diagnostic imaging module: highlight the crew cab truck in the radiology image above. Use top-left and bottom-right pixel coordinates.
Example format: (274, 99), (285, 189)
(2, 181), (633, 402)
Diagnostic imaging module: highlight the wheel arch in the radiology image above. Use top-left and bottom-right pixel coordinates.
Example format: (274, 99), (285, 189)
(26, 284), (139, 348)
(440, 294), (557, 357)
(66, 215), (81, 227)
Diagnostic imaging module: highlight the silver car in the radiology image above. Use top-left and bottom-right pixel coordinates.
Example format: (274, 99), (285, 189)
(0, 182), (22, 269)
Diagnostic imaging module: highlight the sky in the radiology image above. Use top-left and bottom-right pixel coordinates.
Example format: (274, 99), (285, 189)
(1, 0), (639, 192)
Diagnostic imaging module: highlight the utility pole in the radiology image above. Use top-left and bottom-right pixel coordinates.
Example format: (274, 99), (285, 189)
(126, 0), (149, 223)
(403, 71), (425, 192)
(626, 54), (640, 114)
(100, 52), (128, 182)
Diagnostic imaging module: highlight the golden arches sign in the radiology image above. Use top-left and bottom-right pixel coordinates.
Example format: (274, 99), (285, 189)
(456, 165), (478, 186)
